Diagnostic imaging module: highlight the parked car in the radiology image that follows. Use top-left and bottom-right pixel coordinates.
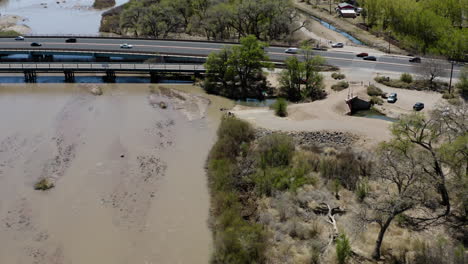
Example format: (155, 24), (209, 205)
(65, 38), (77, 43)
(120, 43), (133, 49)
(30, 42), (42, 47)
(15, 36), (24, 41)
(409, 57), (421, 63)
(363, 56), (377, 61)
(331, 42), (344, 48)
(284, 47), (298, 54)
(413, 102), (424, 111)
(356, 52), (368, 57)
(387, 93), (397, 103)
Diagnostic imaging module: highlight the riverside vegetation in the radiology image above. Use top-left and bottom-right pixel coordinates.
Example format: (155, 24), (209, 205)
(207, 101), (467, 263)
(358, 0), (467, 60)
(100, 0), (305, 41)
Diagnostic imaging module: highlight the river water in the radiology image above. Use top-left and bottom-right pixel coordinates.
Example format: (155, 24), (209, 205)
(0, 84), (232, 263)
(0, 0), (128, 34)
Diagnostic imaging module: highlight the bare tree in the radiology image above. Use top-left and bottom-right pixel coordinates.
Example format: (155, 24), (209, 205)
(417, 57), (448, 86)
(359, 143), (429, 260)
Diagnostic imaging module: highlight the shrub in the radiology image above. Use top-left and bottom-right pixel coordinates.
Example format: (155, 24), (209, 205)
(319, 151), (360, 190)
(257, 133), (295, 167)
(271, 98), (288, 117)
(336, 233), (352, 264)
(331, 72), (346, 80)
(367, 85), (383, 96)
(355, 177), (370, 202)
(374, 76), (390, 83)
(456, 67), (468, 98)
(369, 96), (384, 105)
(400, 73), (413, 83)
(34, 178), (54, 190)
(331, 81), (349, 91)
(212, 116), (254, 160)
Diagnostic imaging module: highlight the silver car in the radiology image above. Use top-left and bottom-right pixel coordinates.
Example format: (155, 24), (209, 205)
(387, 93), (397, 103)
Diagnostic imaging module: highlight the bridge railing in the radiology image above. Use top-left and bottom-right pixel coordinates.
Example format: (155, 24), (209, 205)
(0, 63), (206, 71)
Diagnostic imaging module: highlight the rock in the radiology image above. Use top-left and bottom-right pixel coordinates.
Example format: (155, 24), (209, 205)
(90, 86), (103, 96)
(158, 101), (167, 109)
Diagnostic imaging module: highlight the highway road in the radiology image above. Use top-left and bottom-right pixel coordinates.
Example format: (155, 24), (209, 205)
(0, 37), (462, 77)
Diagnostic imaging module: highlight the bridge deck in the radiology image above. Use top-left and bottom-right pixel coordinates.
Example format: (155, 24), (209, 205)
(0, 63), (205, 73)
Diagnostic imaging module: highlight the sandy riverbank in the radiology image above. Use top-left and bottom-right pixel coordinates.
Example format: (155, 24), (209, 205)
(0, 83), (232, 263)
(0, 15), (31, 35)
(234, 69), (444, 147)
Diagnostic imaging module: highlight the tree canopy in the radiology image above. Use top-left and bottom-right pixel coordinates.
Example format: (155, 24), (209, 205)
(203, 35), (272, 100)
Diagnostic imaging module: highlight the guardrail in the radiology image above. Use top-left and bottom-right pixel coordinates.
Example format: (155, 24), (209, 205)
(0, 63), (205, 72)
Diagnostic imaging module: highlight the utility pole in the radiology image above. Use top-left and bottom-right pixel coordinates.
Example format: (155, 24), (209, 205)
(387, 31), (391, 54)
(448, 61), (454, 94)
(329, 0), (332, 14)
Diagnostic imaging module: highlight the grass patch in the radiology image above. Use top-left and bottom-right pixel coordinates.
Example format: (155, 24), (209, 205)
(93, 0), (115, 9)
(0, 30), (21, 37)
(370, 96), (384, 105)
(331, 81), (349, 91)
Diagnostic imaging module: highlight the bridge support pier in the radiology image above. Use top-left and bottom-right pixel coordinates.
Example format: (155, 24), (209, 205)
(104, 70), (116, 83)
(150, 71), (160, 83)
(64, 70), (75, 83)
(24, 70), (37, 83)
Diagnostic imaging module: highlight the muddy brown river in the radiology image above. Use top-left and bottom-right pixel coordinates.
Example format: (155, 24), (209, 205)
(0, 84), (232, 263)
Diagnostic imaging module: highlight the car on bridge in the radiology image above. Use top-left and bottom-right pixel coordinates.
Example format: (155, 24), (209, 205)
(284, 47), (299, 54)
(363, 55), (377, 61)
(65, 38), (77, 43)
(409, 57), (421, 63)
(331, 42), (344, 48)
(356, 52), (368, 57)
(30, 42), (42, 47)
(120, 43), (133, 49)
(15, 36), (24, 41)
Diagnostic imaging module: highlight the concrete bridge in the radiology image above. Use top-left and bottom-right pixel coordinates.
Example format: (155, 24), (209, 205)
(0, 63), (205, 83)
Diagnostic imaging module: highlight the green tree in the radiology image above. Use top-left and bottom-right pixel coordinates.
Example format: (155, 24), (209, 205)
(279, 56), (303, 102)
(300, 44), (326, 100)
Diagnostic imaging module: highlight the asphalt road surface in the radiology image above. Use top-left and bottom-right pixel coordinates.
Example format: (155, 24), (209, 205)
(0, 37), (462, 77)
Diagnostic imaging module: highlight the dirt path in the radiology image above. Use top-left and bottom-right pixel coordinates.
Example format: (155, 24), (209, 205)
(294, 1), (406, 54)
(0, 84), (232, 264)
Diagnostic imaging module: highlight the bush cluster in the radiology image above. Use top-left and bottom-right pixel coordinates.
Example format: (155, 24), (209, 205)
(254, 134), (316, 195)
(331, 81), (350, 91)
(331, 72), (346, 80)
(207, 117), (266, 263)
(367, 84), (383, 96)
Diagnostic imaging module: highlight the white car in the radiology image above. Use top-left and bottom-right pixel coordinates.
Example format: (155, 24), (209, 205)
(15, 36), (25, 41)
(331, 42), (344, 48)
(120, 43), (133, 49)
(284, 47), (299, 54)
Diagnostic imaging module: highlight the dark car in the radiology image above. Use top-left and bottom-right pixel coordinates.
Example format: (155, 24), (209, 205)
(356, 52), (368, 57)
(413, 102), (424, 111)
(65, 38), (77, 43)
(409, 57), (421, 63)
(363, 56), (377, 61)
(30, 42), (42, 47)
